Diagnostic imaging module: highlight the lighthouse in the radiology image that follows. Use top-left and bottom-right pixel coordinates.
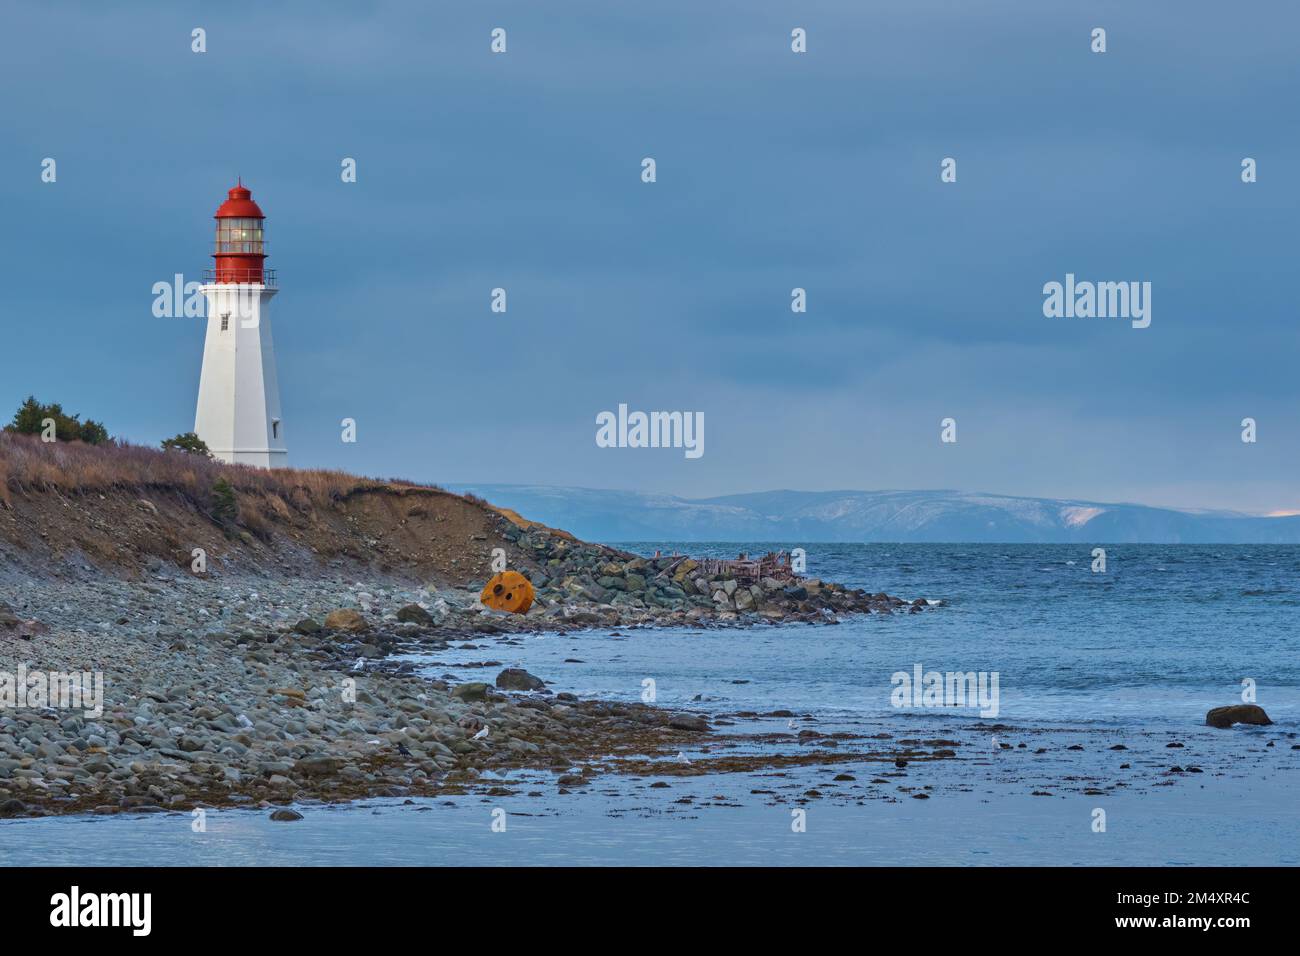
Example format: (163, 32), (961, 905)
(194, 182), (287, 468)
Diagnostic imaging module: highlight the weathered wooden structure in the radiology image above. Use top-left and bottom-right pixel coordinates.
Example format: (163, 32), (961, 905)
(696, 551), (798, 583)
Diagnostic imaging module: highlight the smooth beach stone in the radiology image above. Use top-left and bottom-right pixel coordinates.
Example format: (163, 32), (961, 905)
(495, 668), (545, 691)
(1205, 704), (1272, 729)
(323, 609), (369, 633)
(451, 682), (490, 701)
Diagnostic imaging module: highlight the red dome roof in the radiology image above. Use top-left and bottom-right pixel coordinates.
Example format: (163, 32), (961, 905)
(215, 181), (265, 219)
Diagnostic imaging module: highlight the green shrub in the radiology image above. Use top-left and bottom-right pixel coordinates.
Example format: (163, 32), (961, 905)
(5, 396), (110, 445)
(161, 432), (213, 458)
(210, 477), (238, 527)
(78, 420), (109, 445)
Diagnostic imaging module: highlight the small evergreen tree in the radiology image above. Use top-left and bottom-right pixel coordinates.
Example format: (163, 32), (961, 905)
(210, 477), (238, 527)
(79, 419), (110, 445)
(5, 396), (110, 445)
(161, 432), (213, 457)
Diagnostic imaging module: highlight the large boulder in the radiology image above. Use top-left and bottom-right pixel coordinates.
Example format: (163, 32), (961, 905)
(0, 604), (45, 639)
(293, 755), (340, 778)
(495, 668), (545, 691)
(395, 603), (433, 626)
(672, 559), (699, 582)
(669, 714), (710, 732)
(1205, 704), (1272, 729)
(323, 609), (369, 633)
(452, 682), (491, 702)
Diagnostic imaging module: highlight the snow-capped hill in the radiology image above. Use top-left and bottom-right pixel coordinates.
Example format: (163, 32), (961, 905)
(449, 485), (1300, 544)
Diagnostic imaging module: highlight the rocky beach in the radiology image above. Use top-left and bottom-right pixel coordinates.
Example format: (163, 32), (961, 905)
(0, 438), (929, 819)
(0, 568), (915, 820)
(2, 441), (1295, 868)
(3, 558), (1290, 829)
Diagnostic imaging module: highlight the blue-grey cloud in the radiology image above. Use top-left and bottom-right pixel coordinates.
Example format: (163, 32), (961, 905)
(2, 1), (1296, 513)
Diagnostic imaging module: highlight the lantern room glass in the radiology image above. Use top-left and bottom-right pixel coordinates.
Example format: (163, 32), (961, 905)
(215, 217), (265, 255)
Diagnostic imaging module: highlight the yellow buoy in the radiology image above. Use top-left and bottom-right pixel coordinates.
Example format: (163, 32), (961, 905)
(480, 570), (535, 614)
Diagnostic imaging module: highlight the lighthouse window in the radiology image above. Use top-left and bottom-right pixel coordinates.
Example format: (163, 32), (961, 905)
(220, 312), (229, 332)
(215, 218), (265, 254)
(272, 419), (280, 439)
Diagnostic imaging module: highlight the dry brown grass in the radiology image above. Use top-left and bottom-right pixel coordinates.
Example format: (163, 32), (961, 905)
(0, 430), (446, 510)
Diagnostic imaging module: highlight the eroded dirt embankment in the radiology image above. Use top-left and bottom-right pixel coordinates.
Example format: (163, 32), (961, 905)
(0, 477), (559, 586)
(0, 436), (917, 623)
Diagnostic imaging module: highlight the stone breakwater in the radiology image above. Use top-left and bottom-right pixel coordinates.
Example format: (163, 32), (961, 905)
(499, 526), (930, 625)
(0, 554), (928, 818)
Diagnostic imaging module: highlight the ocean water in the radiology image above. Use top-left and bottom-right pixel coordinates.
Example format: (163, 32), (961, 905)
(5, 776), (1295, 867)
(4, 543), (1297, 866)
(553, 542), (1300, 728)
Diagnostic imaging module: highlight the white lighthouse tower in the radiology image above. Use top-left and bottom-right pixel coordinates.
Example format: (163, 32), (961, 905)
(194, 181), (287, 468)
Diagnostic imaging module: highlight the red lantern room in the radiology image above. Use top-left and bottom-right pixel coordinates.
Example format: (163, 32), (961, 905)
(209, 180), (275, 285)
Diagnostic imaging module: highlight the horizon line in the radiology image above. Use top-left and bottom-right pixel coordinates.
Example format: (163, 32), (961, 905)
(445, 482), (1297, 521)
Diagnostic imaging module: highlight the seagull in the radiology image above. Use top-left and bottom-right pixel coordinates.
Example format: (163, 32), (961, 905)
(351, 659), (365, 671)
(675, 752), (691, 765)
(787, 719), (797, 730)
(473, 726), (489, 741)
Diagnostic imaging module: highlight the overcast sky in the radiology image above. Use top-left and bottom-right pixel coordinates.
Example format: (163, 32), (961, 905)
(3, 1), (1297, 514)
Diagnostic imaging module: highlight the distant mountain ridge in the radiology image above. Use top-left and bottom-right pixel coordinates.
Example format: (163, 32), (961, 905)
(450, 485), (1300, 544)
